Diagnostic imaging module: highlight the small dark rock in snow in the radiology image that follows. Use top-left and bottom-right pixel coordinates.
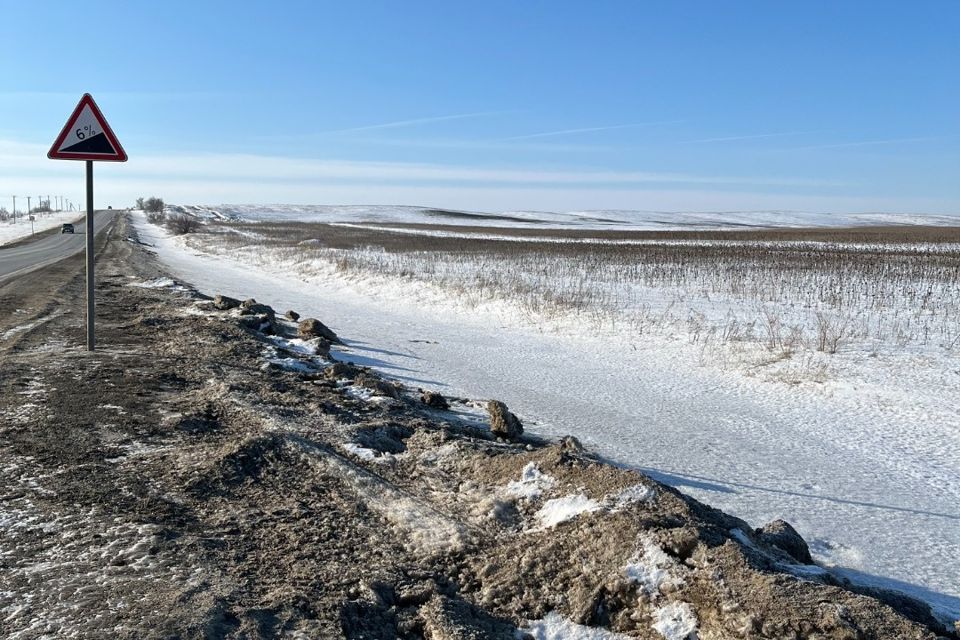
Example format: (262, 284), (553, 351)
(239, 298), (276, 319)
(299, 318), (339, 342)
(487, 400), (523, 438)
(213, 294), (241, 310)
(325, 362), (359, 381)
(756, 519), (813, 564)
(421, 391), (449, 410)
(559, 435), (583, 453)
(285, 310), (300, 321)
(238, 313), (275, 335)
(355, 423), (414, 454)
(355, 373), (402, 400)
(309, 337), (332, 357)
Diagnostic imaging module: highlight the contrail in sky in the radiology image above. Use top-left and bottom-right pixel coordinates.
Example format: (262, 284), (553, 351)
(502, 120), (683, 141)
(323, 111), (510, 134)
(680, 131), (816, 144)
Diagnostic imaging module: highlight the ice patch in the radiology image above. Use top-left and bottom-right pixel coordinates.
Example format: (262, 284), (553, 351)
(270, 335), (326, 356)
(129, 277), (177, 288)
(729, 527), (756, 549)
(651, 601), (698, 639)
(262, 356), (319, 373)
(342, 443), (392, 463)
(1, 312), (63, 341)
(2, 319), (44, 341)
(809, 537), (865, 570)
(534, 494), (601, 529)
(521, 612), (635, 639)
(342, 384), (397, 406)
(608, 483), (655, 510)
(179, 305), (210, 316)
(786, 563), (831, 580)
(506, 462), (556, 500)
(342, 442), (378, 461)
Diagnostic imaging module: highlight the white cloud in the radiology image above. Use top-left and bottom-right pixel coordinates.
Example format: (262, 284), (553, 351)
(0, 138), (846, 187)
(0, 138), (954, 214)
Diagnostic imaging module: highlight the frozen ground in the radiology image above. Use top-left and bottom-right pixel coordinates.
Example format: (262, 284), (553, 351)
(0, 210), (82, 246)
(131, 210), (960, 624)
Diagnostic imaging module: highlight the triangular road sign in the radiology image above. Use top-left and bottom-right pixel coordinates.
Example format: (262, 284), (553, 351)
(48, 93), (127, 162)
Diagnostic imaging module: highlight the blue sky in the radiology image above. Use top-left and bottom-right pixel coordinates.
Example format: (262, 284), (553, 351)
(1, 1), (957, 213)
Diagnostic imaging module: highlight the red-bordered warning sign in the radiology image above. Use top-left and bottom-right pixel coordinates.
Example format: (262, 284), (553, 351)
(48, 93), (127, 162)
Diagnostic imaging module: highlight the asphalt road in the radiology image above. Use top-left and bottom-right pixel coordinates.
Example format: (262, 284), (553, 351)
(0, 211), (115, 284)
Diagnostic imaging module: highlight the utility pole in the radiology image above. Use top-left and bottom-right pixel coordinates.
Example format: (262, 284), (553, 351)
(11, 195), (16, 222)
(27, 196), (31, 215)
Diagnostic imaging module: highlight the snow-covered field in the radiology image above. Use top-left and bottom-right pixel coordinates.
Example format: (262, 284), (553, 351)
(131, 207), (960, 624)
(167, 203), (960, 230)
(0, 210), (82, 246)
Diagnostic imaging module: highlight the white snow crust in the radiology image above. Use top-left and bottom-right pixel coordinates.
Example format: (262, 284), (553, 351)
(651, 601), (699, 639)
(506, 462), (556, 500)
(625, 535), (683, 596)
(534, 494), (602, 529)
(521, 612), (635, 639)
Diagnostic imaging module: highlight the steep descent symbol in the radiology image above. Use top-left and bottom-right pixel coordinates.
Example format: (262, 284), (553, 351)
(48, 93), (127, 162)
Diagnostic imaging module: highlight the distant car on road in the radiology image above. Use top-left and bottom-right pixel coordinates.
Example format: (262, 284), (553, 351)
(61, 223), (75, 234)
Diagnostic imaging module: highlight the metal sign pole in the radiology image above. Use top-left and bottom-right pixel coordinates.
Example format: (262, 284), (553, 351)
(47, 93), (127, 351)
(85, 160), (95, 351)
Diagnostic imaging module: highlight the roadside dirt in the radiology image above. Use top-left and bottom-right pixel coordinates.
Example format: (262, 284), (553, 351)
(0, 215), (954, 639)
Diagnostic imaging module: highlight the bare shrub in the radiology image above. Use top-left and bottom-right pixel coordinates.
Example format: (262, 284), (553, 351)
(143, 197), (165, 214)
(146, 211), (166, 224)
(815, 312), (849, 354)
(165, 214), (201, 235)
